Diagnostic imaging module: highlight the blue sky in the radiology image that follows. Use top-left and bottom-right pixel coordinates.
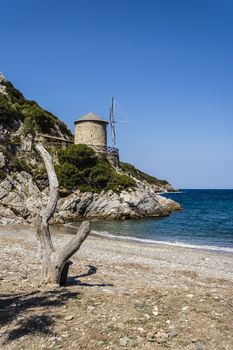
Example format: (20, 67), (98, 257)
(1, 0), (233, 188)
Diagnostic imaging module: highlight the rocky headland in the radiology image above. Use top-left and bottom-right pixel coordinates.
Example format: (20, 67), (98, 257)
(0, 73), (181, 225)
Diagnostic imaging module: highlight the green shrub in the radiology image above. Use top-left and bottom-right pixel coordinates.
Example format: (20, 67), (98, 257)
(92, 174), (109, 189)
(5, 81), (25, 104)
(79, 184), (95, 193)
(107, 173), (136, 193)
(0, 94), (24, 126)
(22, 115), (38, 137)
(58, 144), (97, 169)
(89, 162), (112, 179)
(56, 144), (136, 193)
(55, 162), (84, 190)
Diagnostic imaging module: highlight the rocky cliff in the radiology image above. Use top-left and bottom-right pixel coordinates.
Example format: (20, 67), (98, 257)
(0, 73), (181, 225)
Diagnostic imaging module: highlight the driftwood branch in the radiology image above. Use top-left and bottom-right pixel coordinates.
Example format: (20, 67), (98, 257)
(35, 143), (90, 286)
(57, 221), (90, 264)
(35, 143), (57, 254)
(35, 143), (58, 222)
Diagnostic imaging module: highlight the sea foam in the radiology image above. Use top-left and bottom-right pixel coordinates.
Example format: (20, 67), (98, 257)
(66, 223), (233, 254)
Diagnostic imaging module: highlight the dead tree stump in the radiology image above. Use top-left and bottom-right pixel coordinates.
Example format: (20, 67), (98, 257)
(36, 143), (90, 286)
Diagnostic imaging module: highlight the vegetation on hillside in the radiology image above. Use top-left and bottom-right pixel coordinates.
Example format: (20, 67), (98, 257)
(0, 80), (72, 138)
(0, 94), (23, 126)
(120, 162), (169, 187)
(0, 78), (171, 193)
(56, 144), (136, 193)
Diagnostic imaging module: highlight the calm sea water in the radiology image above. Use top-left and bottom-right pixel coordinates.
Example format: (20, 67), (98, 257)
(69, 190), (233, 252)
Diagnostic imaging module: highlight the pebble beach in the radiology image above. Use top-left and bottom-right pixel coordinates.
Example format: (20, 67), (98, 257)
(1, 224), (233, 349)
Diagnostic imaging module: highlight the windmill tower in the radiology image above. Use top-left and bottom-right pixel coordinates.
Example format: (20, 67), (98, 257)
(74, 110), (119, 165)
(74, 112), (108, 151)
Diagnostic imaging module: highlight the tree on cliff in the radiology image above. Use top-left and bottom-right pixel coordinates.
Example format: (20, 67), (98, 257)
(36, 143), (90, 286)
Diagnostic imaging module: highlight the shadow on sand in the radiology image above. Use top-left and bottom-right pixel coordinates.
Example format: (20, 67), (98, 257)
(67, 264), (114, 287)
(0, 264), (113, 343)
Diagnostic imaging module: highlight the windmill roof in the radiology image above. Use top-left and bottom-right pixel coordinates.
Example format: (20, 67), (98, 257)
(74, 112), (108, 124)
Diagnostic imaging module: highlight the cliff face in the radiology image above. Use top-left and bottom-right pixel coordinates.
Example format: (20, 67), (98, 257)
(0, 74), (180, 225)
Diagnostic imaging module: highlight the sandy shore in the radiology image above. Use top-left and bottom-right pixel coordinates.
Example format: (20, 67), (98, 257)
(1, 224), (233, 350)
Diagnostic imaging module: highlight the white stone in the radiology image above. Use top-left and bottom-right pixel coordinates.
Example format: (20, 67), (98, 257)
(152, 305), (159, 317)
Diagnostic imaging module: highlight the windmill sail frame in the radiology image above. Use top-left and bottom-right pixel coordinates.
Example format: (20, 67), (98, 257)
(110, 97), (116, 148)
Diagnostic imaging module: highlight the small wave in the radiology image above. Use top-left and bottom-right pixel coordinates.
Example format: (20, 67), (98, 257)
(66, 224), (233, 254)
(158, 191), (184, 194)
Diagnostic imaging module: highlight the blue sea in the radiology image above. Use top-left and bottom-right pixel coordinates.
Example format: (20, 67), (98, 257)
(69, 190), (233, 253)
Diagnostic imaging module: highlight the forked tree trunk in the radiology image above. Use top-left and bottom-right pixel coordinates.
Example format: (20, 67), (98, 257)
(36, 143), (90, 286)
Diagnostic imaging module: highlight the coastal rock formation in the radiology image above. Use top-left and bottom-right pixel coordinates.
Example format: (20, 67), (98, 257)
(0, 172), (180, 225)
(56, 186), (180, 222)
(0, 172), (46, 225)
(0, 73), (181, 225)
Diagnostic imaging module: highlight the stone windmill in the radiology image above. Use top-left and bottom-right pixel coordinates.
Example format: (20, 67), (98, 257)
(74, 108), (119, 165)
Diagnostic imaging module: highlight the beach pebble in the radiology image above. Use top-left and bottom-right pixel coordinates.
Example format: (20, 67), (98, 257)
(137, 327), (145, 333)
(169, 330), (178, 338)
(186, 293), (194, 298)
(97, 340), (106, 346)
(152, 305), (159, 317)
(49, 336), (57, 342)
(120, 336), (129, 347)
(147, 330), (157, 342)
(191, 338), (198, 343)
(155, 331), (169, 344)
(166, 319), (171, 324)
(195, 342), (204, 350)
(144, 313), (151, 320)
(117, 322), (125, 330)
(61, 332), (69, 338)
(64, 315), (74, 321)
(135, 303), (145, 310)
(87, 306), (95, 311)
(181, 306), (189, 311)
(156, 331), (168, 339)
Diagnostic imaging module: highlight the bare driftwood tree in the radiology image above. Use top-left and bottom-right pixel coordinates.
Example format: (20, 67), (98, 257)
(35, 143), (90, 286)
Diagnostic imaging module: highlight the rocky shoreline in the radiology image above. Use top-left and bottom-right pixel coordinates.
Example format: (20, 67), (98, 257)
(0, 171), (181, 225)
